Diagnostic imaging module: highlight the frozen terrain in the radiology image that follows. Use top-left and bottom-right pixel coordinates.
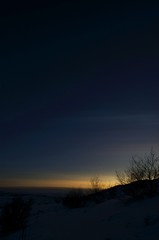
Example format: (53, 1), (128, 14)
(0, 187), (159, 240)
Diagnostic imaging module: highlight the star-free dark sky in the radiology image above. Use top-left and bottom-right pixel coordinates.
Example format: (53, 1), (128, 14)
(0, 1), (159, 187)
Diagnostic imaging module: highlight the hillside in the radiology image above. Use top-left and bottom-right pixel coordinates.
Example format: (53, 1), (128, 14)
(0, 184), (159, 240)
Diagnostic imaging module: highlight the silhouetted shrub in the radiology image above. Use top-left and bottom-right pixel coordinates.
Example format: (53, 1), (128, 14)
(0, 197), (32, 236)
(90, 176), (102, 193)
(116, 148), (159, 198)
(63, 189), (85, 209)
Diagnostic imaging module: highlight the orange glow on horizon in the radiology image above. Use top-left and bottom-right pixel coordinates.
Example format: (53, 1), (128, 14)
(0, 179), (90, 188)
(0, 176), (117, 189)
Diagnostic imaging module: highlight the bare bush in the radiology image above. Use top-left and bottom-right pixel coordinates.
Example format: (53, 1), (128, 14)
(90, 176), (102, 193)
(62, 189), (85, 209)
(116, 148), (159, 197)
(0, 197), (32, 237)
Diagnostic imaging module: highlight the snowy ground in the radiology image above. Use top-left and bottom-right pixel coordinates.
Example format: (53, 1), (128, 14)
(0, 188), (159, 240)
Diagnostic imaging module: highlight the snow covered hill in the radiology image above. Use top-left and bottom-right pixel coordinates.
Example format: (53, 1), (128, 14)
(1, 187), (159, 240)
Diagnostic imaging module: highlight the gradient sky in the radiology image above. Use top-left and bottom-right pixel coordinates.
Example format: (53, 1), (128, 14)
(0, 1), (159, 188)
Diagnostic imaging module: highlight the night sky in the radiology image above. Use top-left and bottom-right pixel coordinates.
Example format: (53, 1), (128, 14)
(1, 1), (159, 188)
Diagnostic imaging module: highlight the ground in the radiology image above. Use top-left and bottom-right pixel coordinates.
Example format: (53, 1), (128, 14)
(0, 188), (159, 240)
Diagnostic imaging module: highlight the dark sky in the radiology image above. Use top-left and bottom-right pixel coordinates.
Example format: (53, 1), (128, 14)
(0, 1), (159, 187)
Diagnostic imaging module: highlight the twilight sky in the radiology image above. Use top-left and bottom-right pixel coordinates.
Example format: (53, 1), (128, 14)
(0, 1), (159, 188)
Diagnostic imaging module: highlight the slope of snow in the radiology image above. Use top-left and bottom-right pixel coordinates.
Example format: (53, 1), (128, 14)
(1, 190), (159, 240)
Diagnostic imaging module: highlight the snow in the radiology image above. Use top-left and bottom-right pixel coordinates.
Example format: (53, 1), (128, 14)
(1, 188), (159, 240)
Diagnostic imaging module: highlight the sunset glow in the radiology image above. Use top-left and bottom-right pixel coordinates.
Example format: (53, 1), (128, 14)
(0, 176), (116, 189)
